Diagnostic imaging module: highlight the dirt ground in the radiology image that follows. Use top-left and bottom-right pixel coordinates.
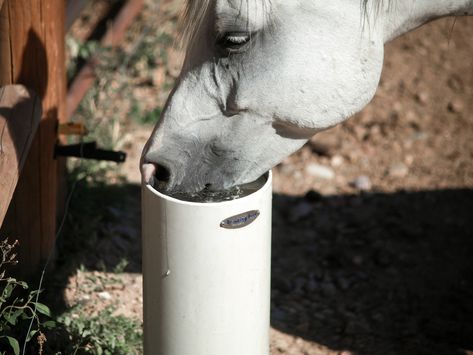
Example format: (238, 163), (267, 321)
(57, 2), (473, 354)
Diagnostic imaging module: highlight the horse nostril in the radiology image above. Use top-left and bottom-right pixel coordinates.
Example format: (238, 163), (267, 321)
(142, 162), (172, 189)
(155, 164), (171, 183)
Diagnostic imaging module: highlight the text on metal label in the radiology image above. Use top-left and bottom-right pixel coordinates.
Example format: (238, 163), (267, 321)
(220, 210), (260, 229)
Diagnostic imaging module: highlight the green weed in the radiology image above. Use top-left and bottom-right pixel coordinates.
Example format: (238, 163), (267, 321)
(58, 307), (142, 355)
(0, 239), (55, 355)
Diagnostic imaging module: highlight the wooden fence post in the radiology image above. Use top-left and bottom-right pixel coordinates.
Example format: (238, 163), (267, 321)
(0, 0), (66, 277)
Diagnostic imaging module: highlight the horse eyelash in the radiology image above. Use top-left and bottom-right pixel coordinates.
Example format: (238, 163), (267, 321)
(226, 35), (250, 43)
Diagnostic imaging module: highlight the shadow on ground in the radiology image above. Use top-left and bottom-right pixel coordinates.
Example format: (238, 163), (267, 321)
(43, 182), (143, 315)
(46, 181), (473, 354)
(271, 188), (473, 355)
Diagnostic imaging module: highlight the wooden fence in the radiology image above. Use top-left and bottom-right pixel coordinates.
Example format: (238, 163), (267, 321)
(0, 0), (143, 277)
(0, 0), (66, 277)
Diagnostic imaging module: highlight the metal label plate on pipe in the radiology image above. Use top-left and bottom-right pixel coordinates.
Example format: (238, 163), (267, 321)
(220, 210), (260, 229)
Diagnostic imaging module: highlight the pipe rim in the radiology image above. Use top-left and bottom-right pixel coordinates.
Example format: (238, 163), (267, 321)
(144, 171), (272, 207)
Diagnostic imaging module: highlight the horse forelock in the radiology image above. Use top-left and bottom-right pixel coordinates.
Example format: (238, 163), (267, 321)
(180, 0), (273, 47)
(180, 0), (212, 47)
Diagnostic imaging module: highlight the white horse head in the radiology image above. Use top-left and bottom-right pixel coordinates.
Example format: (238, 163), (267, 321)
(142, 0), (472, 193)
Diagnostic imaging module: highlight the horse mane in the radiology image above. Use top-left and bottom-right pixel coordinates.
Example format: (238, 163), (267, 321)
(180, 0), (212, 47)
(362, 0), (390, 13)
(361, 0), (394, 28)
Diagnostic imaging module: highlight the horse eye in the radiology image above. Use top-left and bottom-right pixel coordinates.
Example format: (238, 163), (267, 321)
(217, 32), (251, 52)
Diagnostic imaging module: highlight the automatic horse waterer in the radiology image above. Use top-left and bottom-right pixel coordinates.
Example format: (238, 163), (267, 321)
(142, 172), (272, 354)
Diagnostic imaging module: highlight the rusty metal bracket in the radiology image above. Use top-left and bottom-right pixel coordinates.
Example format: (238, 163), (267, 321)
(58, 122), (88, 136)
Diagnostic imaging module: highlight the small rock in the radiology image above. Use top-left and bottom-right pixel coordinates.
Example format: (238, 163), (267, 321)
(305, 280), (319, 292)
(352, 255), (364, 266)
(414, 92), (429, 105)
(308, 140), (332, 157)
(293, 171), (303, 180)
(321, 282), (337, 296)
(336, 277), (351, 291)
(294, 321), (310, 333)
(408, 131), (428, 143)
(447, 99), (464, 113)
(371, 312), (385, 322)
(369, 125), (381, 138)
(304, 190), (323, 203)
(309, 133), (340, 153)
(393, 101), (403, 112)
(300, 147), (312, 160)
(353, 125), (367, 141)
(374, 250), (392, 267)
(305, 163), (335, 180)
(351, 175), (372, 191)
(356, 271), (369, 280)
(279, 164), (295, 176)
(293, 277), (307, 291)
(271, 308), (287, 322)
(289, 202), (313, 222)
(447, 75), (463, 92)
(311, 269), (324, 281)
(405, 110), (418, 122)
(98, 291), (112, 300)
(389, 162), (409, 178)
(405, 154), (414, 165)
(272, 278), (292, 293)
(331, 155), (344, 167)
(272, 332), (291, 350)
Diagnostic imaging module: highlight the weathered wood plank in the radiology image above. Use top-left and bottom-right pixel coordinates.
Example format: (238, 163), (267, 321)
(0, 85), (41, 227)
(0, 0), (12, 85)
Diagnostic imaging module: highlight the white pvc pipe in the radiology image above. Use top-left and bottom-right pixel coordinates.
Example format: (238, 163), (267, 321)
(142, 172), (272, 355)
